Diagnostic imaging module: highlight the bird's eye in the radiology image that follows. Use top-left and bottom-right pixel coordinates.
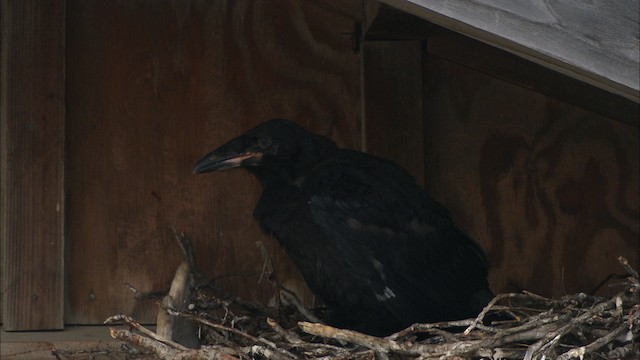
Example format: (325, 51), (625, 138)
(257, 135), (272, 149)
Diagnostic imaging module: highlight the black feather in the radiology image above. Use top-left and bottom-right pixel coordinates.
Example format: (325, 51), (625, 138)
(195, 119), (494, 336)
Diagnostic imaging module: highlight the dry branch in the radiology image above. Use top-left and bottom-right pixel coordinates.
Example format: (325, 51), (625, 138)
(106, 233), (639, 360)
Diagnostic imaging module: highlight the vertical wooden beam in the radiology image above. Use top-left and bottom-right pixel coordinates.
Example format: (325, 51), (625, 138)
(363, 40), (425, 185)
(1, 0), (66, 330)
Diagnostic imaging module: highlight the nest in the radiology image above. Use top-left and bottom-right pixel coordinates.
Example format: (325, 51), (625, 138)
(72, 231), (640, 359)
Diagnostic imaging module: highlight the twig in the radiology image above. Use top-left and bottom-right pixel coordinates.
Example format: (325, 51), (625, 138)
(523, 291), (624, 360)
(556, 321), (631, 360)
(105, 314), (189, 351)
(463, 293), (518, 335)
(156, 261), (199, 348)
(111, 237), (639, 360)
(161, 304), (298, 360)
(280, 287), (323, 323)
(256, 241), (277, 286)
(299, 321), (400, 355)
(256, 240), (322, 323)
(589, 272), (634, 295)
(107, 314), (242, 359)
(243, 345), (294, 360)
(521, 290), (554, 302)
(387, 318), (497, 340)
(125, 282), (168, 300)
(619, 256), (639, 280)
(267, 317), (303, 344)
(109, 328), (238, 360)
(161, 304), (271, 345)
(171, 225), (204, 280)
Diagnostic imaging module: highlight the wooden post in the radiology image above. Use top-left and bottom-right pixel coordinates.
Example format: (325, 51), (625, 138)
(1, 0), (66, 330)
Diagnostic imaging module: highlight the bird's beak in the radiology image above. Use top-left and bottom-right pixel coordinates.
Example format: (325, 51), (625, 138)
(193, 151), (263, 173)
(194, 136), (265, 174)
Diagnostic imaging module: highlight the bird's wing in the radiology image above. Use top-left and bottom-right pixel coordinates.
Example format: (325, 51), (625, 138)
(302, 151), (490, 323)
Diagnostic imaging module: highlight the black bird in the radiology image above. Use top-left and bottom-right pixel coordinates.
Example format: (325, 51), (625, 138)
(194, 119), (493, 336)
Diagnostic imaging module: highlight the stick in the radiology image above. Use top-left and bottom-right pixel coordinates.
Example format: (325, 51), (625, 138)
(124, 282), (168, 300)
(280, 287), (323, 323)
(256, 241), (322, 323)
(105, 314), (189, 351)
(556, 321), (631, 360)
(243, 345), (296, 360)
(299, 321), (400, 354)
(463, 293), (518, 335)
(387, 318), (498, 341)
(109, 328), (239, 360)
(171, 226), (204, 280)
(619, 256), (639, 284)
(523, 292), (621, 360)
(157, 261), (199, 348)
(267, 318), (303, 344)
(256, 241), (277, 286)
(161, 305), (298, 360)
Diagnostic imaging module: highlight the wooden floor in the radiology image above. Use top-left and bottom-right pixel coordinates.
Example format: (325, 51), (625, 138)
(1, 326), (149, 359)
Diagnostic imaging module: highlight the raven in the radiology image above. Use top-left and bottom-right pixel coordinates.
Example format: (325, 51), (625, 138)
(194, 119), (493, 335)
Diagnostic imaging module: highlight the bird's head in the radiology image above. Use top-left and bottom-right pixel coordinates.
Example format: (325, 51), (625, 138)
(194, 119), (336, 181)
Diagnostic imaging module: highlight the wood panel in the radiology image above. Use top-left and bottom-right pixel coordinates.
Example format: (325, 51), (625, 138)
(423, 53), (639, 298)
(363, 40), (425, 185)
(65, 0), (362, 324)
(0, 0), (66, 330)
(363, 5), (639, 126)
(382, 0), (640, 101)
(425, 30), (639, 127)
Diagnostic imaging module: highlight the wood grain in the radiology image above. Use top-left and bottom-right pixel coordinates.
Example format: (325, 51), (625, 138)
(423, 54), (639, 298)
(363, 40), (425, 185)
(65, 0), (362, 324)
(381, 0), (640, 101)
(363, 6), (638, 125)
(0, 0), (66, 330)
(425, 30), (639, 127)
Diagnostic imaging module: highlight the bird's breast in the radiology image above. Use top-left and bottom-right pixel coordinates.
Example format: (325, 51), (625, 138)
(253, 183), (315, 247)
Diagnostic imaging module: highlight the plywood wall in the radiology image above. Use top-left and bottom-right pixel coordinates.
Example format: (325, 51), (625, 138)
(65, 0), (362, 324)
(423, 49), (639, 298)
(4, 0), (637, 329)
